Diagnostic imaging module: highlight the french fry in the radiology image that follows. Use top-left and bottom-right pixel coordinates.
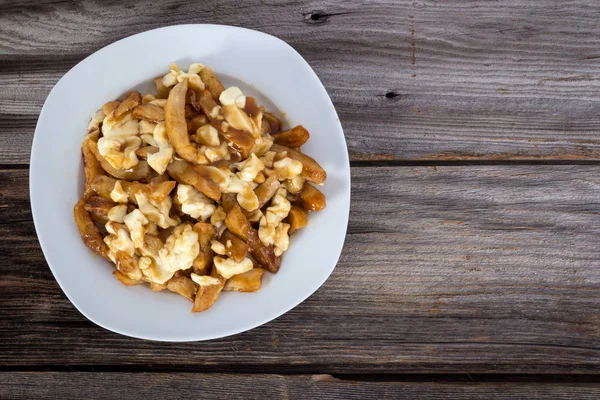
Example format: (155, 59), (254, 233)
(90, 175), (176, 204)
(154, 77), (170, 99)
(135, 145), (159, 159)
(167, 275), (197, 302)
(82, 139), (104, 189)
(223, 268), (265, 292)
(225, 204), (250, 241)
(114, 270), (144, 286)
(192, 222), (217, 276)
(273, 125), (310, 148)
(132, 103), (165, 122)
(74, 197), (110, 259)
(192, 275), (224, 313)
(219, 230), (249, 263)
(247, 229), (281, 273)
(199, 67), (225, 100)
(167, 159), (221, 201)
(254, 173), (280, 207)
(165, 79), (198, 163)
(150, 282), (167, 292)
(114, 250), (142, 280)
(187, 114), (209, 133)
(198, 90), (222, 122)
(218, 126), (255, 159)
(270, 144), (326, 184)
(263, 112), (281, 133)
(298, 183), (326, 211)
(114, 91), (142, 118)
(287, 206), (308, 233)
(84, 196), (116, 220)
(102, 100), (120, 115)
(88, 140), (152, 181)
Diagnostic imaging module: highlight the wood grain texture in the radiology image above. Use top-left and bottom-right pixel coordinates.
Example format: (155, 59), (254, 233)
(1, 0), (600, 163)
(1, 373), (600, 400)
(1, 166), (598, 373)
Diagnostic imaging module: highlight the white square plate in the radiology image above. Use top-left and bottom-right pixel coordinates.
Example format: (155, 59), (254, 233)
(30, 24), (350, 341)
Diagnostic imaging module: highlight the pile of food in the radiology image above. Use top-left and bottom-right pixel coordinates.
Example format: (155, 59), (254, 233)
(74, 63), (327, 312)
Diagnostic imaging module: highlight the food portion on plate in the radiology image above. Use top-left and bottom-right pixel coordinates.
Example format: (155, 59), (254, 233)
(74, 63), (327, 313)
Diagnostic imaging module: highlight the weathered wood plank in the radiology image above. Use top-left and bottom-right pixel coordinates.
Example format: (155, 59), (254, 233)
(1, 0), (600, 163)
(1, 373), (599, 400)
(1, 166), (599, 372)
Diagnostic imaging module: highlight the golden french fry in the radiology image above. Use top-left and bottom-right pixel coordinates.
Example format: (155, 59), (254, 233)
(84, 195), (116, 217)
(199, 67), (224, 100)
(254, 173), (280, 208)
(113, 270), (144, 286)
(102, 100), (120, 115)
(114, 91), (142, 118)
(165, 79), (198, 163)
(151, 282), (167, 292)
(247, 229), (281, 273)
(192, 222), (217, 276)
(198, 90), (222, 122)
(74, 197), (110, 259)
(167, 159), (221, 201)
(263, 112), (281, 133)
(220, 230), (249, 263)
(225, 204), (250, 242)
(135, 145), (159, 159)
(82, 139), (104, 189)
(192, 277), (224, 312)
(167, 276), (197, 302)
(88, 140), (152, 181)
(154, 77), (170, 99)
(223, 268), (265, 292)
(273, 125), (310, 148)
(132, 103), (165, 122)
(90, 175), (176, 204)
(287, 206), (308, 233)
(219, 126), (255, 159)
(270, 144), (326, 184)
(298, 183), (326, 211)
(187, 114), (209, 133)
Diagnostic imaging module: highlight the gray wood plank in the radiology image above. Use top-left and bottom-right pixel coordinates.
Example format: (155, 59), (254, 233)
(1, 166), (599, 372)
(1, 373), (599, 400)
(1, 0), (600, 163)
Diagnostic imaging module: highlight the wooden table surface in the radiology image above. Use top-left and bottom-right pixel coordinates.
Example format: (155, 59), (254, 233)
(1, 0), (599, 398)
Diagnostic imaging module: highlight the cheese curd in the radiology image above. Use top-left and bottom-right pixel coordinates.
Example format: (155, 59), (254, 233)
(123, 209), (149, 249)
(102, 111), (139, 139)
(139, 224), (200, 284)
(210, 240), (227, 255)
(265, 188), (291, 225)
(162, 63), (205, 92)
(135, 192), (179, 229)
(213, 256), (253, 279)
(225, 173), (259, 211)
(273, 223), (290, 257)
(107, 204), (128, 223)
(210, 206), (227, 228)
(177, 184), (216, 221)
(110, 181), (129, 203)
(88, 109), (105, 132)
(283, 174), (305, 194)
(139, 120), (157, 135)
(251, 135), (273, 157)
(147, 122), (174, 174)
(219, 87), (246, 108)
(104, 224), (135, 261)
(195, 124), (220, 146)
(190, 273), (221, 287)
(233, 153), (264, 182)
(273, 157), (303, 180)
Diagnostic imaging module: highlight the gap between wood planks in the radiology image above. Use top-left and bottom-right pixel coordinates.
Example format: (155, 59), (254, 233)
(0, 366), (598, 384)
